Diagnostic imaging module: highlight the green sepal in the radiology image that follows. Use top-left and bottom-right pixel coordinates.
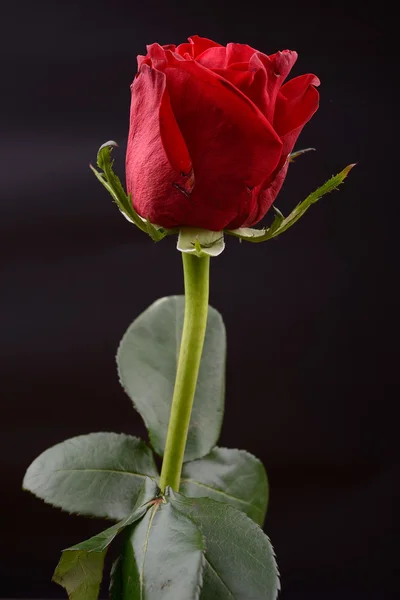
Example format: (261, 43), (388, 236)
(90, 141), (146, 230)
(52, 477), (159, 600)
(289, 147), (315, 162)
(145, 219), (174, 242)
(227, 163), (356, 243)
(90, 141), (171, 241)
(181, 447), (269, 526)
(177, 228), (225, 257)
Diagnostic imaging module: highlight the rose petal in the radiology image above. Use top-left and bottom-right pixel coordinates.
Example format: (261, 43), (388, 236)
(161, 44), (177, 52)
(162, 58), (283, 229)
(126, 65), (193, 227)
(137, 55), (147, 69)
(211, 67), (254, 91)
(145, 43), (170, 69)
(176, 35), (222, 59)
(164, 56), (283, 185)
(226, 61), (251, 71)
(210, 66), (267, 118)
(205, 50), (298, 121)
(195, 46), (228, 69)
(226, 42), (258, 65)
(240, 159), (290, 228)
(275, 73), (320, 155)
(196, 42), (258, 69)
(251, 50), (298, 122)
(236, 72), (320, 227)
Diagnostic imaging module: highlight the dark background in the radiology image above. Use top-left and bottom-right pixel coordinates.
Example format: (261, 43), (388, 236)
(1, 0), (397, 598)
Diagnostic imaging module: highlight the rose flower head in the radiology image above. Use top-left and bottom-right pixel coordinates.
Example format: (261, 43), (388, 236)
(125, 35), (319, 232)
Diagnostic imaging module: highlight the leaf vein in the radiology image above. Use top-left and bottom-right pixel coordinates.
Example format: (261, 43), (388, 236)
(140, 504), (160, 599)
(54, 468), (149, 478)
(181, 479), (262, 515)
(205, 556), (236, 598)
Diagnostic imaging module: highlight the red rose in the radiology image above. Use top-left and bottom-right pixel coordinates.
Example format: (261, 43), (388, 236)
(126, 35), (319, 231)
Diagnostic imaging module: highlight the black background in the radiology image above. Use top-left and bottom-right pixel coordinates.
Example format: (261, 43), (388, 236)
(1, 0), (397, 598)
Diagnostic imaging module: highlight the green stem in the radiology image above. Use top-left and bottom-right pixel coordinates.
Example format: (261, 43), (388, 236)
(159, 253), (210, 492)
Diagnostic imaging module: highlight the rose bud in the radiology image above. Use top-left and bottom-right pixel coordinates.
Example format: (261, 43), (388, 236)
(126, 35), (320, 232)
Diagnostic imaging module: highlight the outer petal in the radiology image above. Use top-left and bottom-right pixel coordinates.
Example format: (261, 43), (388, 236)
(145, 43), (170, 69)
(253, 50), (298, 121)
(126, 65), (193, 228)
(238, 159), (290, 228)
(239, 73), (320, 227)
(137, 54), (149, 69)
(275, 73), (320, 155)
(162, 58), (283, 229)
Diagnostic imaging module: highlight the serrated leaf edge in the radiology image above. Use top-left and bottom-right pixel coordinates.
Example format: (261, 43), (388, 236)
(181, 446), (269, 524)
(226, 163), (355, 243)
(22, 432), (158, 521)
(168, 491), (281, 600)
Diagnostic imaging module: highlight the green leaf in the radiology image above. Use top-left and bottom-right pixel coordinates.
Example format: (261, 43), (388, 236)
(177, 228), (225, 257)
(227, 163), (356, 243)
(109, 556), (123, 600)
(23, 433), (159, 520)
(169, 492), (280, 600)
(117, 296), (226, 462)
(181, 447), (269, 526)
(117, 500), (205, 599)
(53, 478), (158, 600)
(53, 547), (105, 600)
